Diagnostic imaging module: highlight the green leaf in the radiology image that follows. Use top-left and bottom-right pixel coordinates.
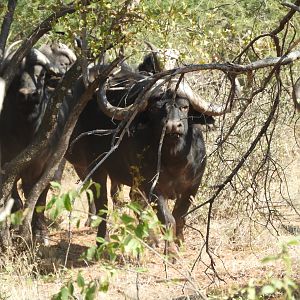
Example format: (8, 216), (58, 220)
(270, 278), (284, 290)
(261, 284), (275, 295)
(46, 196), (57, 210)
(110, 234), (120, 242)
(120, 214), (135, 225)
(67, 282), (74, 295)
(77, 272), (85, 288)
(95, 237), (107, 246)
(135, 223), (148, 239)
(76, 219), (81, 228)
(286, 239), (300, 246)
(52, 287), (70, 300)
(63, 194), (72, 211)
(35, 205), (45, 213)
(124, 237), (140, 254)
(50, 181), (61, 190)
(261, 255), (278, 264)
(94, 182), (101, 198)
(99, 279), (109, 293)
(85, 283), (97, 300)
(284, 277), (298, 289)
(86, 189), (94, 204)
(247, 286), (256, 300)
(127, 202), (142, 214)
(10, 210), (23, 226)
(84, 246), (97, 261)
(91, 216), (102, 228)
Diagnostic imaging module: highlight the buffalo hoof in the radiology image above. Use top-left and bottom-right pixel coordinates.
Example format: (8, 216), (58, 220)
(85, 217), (92, 227)
(164, 241), (180, 262)
(32, 218), (50, 246)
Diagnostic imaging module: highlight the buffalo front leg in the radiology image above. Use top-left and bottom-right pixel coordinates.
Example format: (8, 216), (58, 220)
(91, 173), (109, 243)
(155, 195), (179, 256)
(172, 192), (194, 244)
(32, 187), (50, 245)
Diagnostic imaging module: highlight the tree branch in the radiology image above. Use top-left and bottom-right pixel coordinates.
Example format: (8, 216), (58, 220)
(281, 2), (300, 14)
(0, 0), (17, 65)
(0, 1), (91, 90)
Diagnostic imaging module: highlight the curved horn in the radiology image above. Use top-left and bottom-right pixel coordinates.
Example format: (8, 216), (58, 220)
(293, 77), (300, 112)
(4, 40), (22, 59)
(28, 49), (60, 75)
(55, 43), (77, 63)
(97, 81), (138, 120)
(0, 78), (5, 114)
(144, 41), (163, 73)
(177, 81), (230, 116)
(97, 78), (166, 120)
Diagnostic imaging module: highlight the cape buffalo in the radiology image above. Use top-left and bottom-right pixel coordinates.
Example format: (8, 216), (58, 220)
(66, 66), (228, 251)
(0, 43), (76, 234)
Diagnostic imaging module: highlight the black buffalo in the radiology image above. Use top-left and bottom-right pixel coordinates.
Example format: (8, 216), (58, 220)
(0, 43), (76, 234)
(66, 66), (228, 250)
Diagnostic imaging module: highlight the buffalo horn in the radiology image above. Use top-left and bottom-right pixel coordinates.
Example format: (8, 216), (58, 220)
(293, 77), (300, 112)
(177, 80), (230, 116)
(54, 43), (77, 63)
(144, 41), (163, 73)
(0, 77), (5, 114)
(29, 49), (60, 75)
(97, 78), (166, 120)
(97, 82), (137, 120)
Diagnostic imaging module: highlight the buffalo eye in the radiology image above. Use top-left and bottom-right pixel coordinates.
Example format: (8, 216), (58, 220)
(180, 105), (189, 112)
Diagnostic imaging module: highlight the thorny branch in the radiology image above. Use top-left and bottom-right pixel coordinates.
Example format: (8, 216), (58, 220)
(177, 3), (300, 280)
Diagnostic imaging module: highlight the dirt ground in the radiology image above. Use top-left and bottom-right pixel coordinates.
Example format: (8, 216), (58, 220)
(1, 119), (300, 300)
(1, 158), (299, 300)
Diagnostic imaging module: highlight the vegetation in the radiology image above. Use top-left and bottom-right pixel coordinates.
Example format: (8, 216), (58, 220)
(0, 0), (300, 299)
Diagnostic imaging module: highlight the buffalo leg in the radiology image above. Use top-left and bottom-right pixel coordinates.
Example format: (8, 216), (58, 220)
(11, 180), (24, 212)
(172, 191), (196, 243)
(155, 195), (176, 230)
(110, 180), (123, 206)
(155, 195), (179, 255)
(90, 172), (109, 241)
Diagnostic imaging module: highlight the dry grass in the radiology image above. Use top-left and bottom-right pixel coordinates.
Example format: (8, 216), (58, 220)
(1, 71), (300, 299)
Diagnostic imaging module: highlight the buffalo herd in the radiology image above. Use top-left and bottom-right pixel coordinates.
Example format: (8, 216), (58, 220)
(0, 42), (229, 252)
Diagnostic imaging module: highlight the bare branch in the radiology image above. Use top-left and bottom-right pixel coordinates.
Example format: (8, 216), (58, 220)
(167, 50), (300, 77)
(235, 0), (300, 62)
(282, 2), (300, 13)
(0, 0), (17, 64)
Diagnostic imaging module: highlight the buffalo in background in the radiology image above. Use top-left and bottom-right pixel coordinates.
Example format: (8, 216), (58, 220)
(0, 43), (76, 237)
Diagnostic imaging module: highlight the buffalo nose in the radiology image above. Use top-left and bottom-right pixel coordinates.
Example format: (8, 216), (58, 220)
(166, 120), (183, 134)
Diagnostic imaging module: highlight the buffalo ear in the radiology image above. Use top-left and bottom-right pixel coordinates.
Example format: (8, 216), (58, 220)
(19, 87), (35, 95)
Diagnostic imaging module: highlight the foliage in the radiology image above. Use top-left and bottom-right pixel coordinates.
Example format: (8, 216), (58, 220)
(52, 272), (111, 300)
(82, 201), (165, 261)
(227, 238), (300, 300)
(50, 190), (165, 299)
(42, 180), (100, 224)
